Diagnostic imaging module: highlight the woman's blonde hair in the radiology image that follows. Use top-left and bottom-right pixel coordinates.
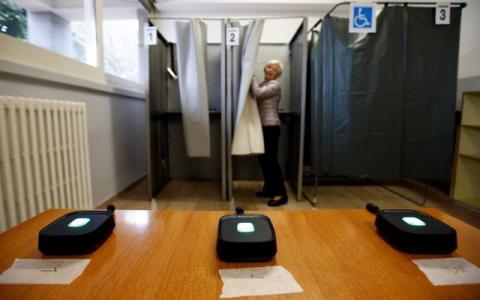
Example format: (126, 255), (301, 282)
(265, 59), (284, 78)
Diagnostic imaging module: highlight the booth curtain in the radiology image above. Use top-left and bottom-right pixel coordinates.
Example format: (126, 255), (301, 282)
(287, 20), (308, 194)
(310, 6), (461, 181)
(231, 19), (265, 155)
(175, 19), (211, 157)
(402, 7), (462, 181)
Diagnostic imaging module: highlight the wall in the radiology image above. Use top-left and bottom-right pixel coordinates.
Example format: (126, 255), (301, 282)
(0, 34), (147, 208)
(160, 42), (291, 180)
(457, 0), (480, 109)
(166, 44), (223, 180)
(151, 18), (318, 44)
(27, 11), (76, 61)
(168, 44), (222, 111)
(27, 12), (55, 51)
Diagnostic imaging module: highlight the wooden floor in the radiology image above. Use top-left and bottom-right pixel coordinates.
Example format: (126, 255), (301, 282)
(99, 178), (480, 229)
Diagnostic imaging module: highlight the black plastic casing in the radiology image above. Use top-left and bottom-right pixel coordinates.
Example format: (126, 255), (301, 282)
(375, 209), (457, 254)
(38, 211), (115, 255)
(217, 214), (277, 262)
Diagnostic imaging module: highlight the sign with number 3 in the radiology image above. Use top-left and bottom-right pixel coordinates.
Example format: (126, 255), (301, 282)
(436, 3), (451, 25)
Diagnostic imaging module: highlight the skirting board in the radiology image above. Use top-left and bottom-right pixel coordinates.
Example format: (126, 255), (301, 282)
(403, 178), (480, 217)
(453, 200), (480, 216)
(96, 175), (147, 209)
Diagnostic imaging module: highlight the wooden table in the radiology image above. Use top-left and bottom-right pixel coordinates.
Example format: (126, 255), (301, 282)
(0, 208), (479, 299)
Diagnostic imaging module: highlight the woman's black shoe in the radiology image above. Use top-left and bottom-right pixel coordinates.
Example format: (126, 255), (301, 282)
(267, 197), (288, 207)
(255, 191), (272, 198)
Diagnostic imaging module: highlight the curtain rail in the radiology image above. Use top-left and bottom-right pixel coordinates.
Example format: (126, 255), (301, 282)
(150, 1), (467, 24)
(149, 16), (307, 21)
(149, 17), (223, 20)
(307, 1), (467, 33)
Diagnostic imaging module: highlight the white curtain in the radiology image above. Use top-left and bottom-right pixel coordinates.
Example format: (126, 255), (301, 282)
(175, 19), (211, 157)
(231, 19), (265, 155)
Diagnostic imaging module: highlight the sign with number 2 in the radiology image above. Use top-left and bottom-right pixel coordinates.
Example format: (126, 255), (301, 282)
(226, 27), (239, 46)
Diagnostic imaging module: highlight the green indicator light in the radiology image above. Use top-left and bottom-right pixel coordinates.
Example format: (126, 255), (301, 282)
(237, 222), (255, 233)
(68, 218), (90, 228)
(402, 217), (426, 226)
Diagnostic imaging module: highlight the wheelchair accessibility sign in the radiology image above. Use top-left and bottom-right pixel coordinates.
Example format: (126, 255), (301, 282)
(349, 3), (377, 33)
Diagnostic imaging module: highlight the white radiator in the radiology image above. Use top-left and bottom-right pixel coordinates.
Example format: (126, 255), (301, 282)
(0, 96), (93, 232)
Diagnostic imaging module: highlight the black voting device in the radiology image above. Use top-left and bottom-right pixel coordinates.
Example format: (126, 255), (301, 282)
(38, 205), (116, 255)
(217, 207), (277, 262)
(367, 203), (457, 254)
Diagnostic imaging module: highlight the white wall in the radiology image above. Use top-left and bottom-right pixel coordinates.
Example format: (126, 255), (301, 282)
(0, 33), (144, 92)
(0, 74), (147, 207)
(459, 0), (480, 79)
(149, 0), (335, 44)
(27, 11), (75, 61)
(457, 0), (480, 109)
(152, 18), (311, 44)
(0, 34), (147, 208)
(27, 12), (54, 51)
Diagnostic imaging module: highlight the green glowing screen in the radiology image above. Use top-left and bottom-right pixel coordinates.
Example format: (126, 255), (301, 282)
(402, 217), (426, 226)
(237, 222), (255, 233)
(68, 218), (91, 228)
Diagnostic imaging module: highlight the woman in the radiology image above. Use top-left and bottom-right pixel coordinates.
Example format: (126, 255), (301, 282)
(250, 59), (288, 206)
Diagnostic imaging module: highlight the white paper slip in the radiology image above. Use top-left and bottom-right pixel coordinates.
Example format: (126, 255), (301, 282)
(413, 258), (480, 286)
(0, 259), (91, 285)
(219, 265), (303, 298)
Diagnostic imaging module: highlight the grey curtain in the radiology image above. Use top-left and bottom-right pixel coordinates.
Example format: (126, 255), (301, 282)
(310, 6), (461, 181)
(231, 22), (247, 121)
(175, 19), (211, 157)
(288, 20), (308, 195)
(231, 19), (265, 155)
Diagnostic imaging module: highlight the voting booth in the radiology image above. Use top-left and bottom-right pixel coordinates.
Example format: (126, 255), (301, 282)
(146, 18), (309, 201)
(306, 2), (465, 202)
(146, 19), (226, 198)
(226, 18), (308, 201)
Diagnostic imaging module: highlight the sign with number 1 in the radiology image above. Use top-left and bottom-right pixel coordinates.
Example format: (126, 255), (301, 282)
(144, 26), (157, 46)
(436, 3), (451, 25)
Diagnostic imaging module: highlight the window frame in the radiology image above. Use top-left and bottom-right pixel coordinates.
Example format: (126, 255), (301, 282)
(0, 0), (148, 97)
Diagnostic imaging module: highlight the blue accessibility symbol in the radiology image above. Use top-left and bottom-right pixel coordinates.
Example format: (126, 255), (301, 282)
(353, 7), (373, 29)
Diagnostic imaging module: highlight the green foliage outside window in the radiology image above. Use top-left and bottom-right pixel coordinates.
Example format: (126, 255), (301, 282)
(0, 0), (27, 39)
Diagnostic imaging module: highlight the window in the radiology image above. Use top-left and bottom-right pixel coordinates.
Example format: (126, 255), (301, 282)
(0, 0), (27, 39)
(0, 0), (97, 66)
(103, 1), (147, 83)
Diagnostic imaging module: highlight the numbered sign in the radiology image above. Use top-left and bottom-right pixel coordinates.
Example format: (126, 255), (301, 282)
(144, 26), (157, 46)
(226, 27), (239, 46)
(349, 3), (377, 33)
(436, 3), (451, 25)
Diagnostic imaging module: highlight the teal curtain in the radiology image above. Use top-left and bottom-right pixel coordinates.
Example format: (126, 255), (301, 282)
(310, 6), (462, 181)
(402, 7), (462, 181)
